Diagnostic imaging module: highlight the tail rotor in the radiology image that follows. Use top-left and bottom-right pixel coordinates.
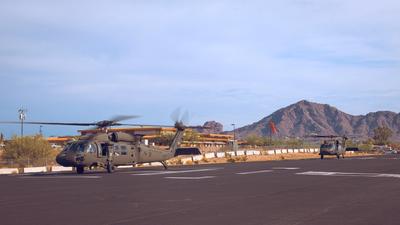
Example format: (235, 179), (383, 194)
(170, 108), (191, 130)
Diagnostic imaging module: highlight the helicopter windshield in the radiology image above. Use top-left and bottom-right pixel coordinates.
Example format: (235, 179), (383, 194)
(66, 142), (87, 153)
(62, 143), (72, 152)
(321, 143), (334, 149)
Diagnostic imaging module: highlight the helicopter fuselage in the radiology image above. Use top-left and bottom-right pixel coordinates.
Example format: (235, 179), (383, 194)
(56, 140), (175, 169)
(319, 139), (346, 159)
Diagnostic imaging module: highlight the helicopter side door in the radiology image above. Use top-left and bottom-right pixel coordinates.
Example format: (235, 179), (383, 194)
(112, 144), (133, 165)
(99, 143), (109, 158)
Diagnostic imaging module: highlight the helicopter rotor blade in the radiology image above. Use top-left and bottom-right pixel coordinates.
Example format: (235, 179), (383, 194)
(80, 115), (141, 130)
(181, 110), (190, 125)
(0, 115), (140, 129)
(109, 115), (140, 123)
(0, 121), (97, 126)
(118, 123), (175, 128)
(170, 108), (181, 123)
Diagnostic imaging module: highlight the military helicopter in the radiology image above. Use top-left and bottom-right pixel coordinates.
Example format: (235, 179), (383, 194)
(1, 113), (204, 174)
(307, 135), (348, 159)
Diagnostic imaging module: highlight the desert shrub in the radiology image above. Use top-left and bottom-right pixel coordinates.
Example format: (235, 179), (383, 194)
(226, 157), (236, 163)
(3, 135), (53, 167)
(201, 157), (209, 163)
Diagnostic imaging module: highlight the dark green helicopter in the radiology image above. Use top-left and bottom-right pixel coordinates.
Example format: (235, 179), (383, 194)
(308, 135), (348, 159)
(1, 113), (204, 174)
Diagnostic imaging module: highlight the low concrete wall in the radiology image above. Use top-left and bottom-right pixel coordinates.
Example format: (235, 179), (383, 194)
(205, 152), (216, 159)
(236, 151), (245, 156)
(51, 166), (73, 172)
(24, 167), (47, 173)
(192, 155), (204, 161)
(267, 150), (275, 155)
(246, 150), (255, 156)
(0, 168), (19, 174)
(226, 151), (236, 156)
(216, 152), (226, 158)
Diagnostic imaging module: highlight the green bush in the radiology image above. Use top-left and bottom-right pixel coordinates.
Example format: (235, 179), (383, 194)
(244, 135), (318, 149)
(2, 135), (54, 167)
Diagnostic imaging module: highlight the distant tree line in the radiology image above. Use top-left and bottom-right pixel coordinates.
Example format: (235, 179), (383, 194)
(244, 135), (318, 149)
(244, 125), (395, 150)
(152, 130), (200, 146)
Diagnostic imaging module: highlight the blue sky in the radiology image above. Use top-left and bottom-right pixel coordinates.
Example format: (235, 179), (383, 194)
(0, 0), (399, 137)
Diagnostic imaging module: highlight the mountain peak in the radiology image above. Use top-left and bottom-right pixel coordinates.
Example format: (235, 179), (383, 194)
(296, 99), (312, 104)
(236, 100), (400, 141)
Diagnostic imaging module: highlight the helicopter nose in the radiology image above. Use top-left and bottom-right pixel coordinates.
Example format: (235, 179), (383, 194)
(56, 151), (76, 167)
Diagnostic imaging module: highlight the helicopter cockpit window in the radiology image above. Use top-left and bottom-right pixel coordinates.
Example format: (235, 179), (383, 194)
(113, 145), (120, 156)
(86, 143), (97, 154)
(62, 143), (72, 152)
(120, 145), (128, 155)
(68, 142), (87, 153)
(321, 143), (334, 149)
(76, 143), (86, 152)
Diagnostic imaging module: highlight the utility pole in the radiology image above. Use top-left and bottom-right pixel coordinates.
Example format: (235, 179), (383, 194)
(231, 123), (238, 151)
(18, 108), (28, 165)
(18, 108), (27, 137)
(231, 123), (236, 142)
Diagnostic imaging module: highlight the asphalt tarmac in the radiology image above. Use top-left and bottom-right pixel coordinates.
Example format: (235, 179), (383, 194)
(1, 155), (400, 225)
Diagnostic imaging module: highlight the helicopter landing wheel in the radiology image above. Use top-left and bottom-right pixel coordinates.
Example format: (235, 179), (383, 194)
(106, 162), (114, 173)
(76, 166), (84, 174)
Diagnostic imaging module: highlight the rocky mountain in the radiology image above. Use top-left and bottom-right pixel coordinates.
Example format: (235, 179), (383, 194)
(235, 100), (400, 141)
(196, 121), (223, 134)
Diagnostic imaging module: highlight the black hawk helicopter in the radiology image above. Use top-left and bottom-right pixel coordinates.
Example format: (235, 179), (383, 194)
(307, 135), (349, 159)
(1, 113), (204, 174)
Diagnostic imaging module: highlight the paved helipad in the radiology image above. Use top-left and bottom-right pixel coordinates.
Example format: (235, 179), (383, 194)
(1, 155), (400, 225)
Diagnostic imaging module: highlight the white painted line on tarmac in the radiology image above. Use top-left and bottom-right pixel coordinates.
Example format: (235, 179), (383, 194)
(273, 167), (300, 170)
(344, 157), (376, 160)
(164, 176), (216, 180)
(18, 175), (102, 179)
(297, 171), (400, 178)
(236, 170), (273, 175)
(131, 168), (221, 176)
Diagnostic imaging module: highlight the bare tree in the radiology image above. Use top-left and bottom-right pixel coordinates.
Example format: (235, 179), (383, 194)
(373, 126), (393, 145)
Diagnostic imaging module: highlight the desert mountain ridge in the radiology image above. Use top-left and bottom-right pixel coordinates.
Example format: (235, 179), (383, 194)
(232, 100), (400, 141)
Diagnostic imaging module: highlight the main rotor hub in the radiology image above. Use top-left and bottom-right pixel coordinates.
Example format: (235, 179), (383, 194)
(175, 121), (185, 131)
